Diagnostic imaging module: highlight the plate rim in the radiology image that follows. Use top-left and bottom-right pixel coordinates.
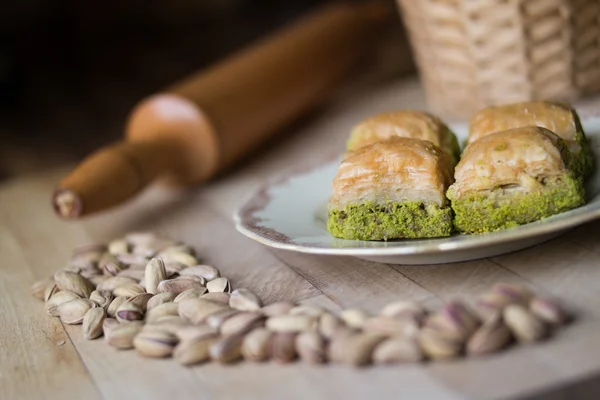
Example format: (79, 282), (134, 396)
(234, 185), (600, 256)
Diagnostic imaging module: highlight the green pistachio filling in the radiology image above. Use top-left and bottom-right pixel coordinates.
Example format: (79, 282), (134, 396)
(449, 176), (585, 234)
(572, 129), (594, 178)
(328, 201), (453, 240)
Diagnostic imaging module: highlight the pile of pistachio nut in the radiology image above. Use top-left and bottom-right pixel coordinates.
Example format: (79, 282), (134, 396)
(31, 232), (571, 366)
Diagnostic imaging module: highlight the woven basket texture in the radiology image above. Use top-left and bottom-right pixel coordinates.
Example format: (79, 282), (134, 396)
(398, 0), (600, 118)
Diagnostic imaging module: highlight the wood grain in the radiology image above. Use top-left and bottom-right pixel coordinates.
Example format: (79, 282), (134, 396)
(0, 214), (100, 400)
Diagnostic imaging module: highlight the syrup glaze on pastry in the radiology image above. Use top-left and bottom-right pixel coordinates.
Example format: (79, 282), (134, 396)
(469, 101), (592, 177)
(347, 110), (460, 164)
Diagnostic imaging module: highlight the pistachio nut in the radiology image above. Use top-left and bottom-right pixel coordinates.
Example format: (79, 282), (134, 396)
(295, 331), (326, 364)
(43, 283), (59, 302)
(266, 315), (317, 333)
(98, 253), (125, 276)
(159, 244), (195, 256)
(116, 253), (149, 266)
(89, 275), (109, 287)
(260, 301), (295, 317)
(229, 288), (263, 312)
(271, 332), (297, 364)
(425, 301), (480, 341)
(492, 282), (534, 304)
(89, 290), (114, 310)
(164, 262), (188, 274)
(105, 321), (143, 349)
(157, 277), (205, 294)
(477, 283), (533, 312)
(133, 329), (179, 358)
(200, 292), (230, 305)
(373, 337), (423, 364)
(174, 337), (218, 366)
(174, 324), (218, 342)
(318, 312), (345, 340)
(125, 293), (153, 311)
(113, 283), (146, 298)
(83, 307), (106, 339)
(159, 251), (198, 267)
(132, 245), (158, 258)
(206, 277), (231, 293)
(80, 266), (102, 280)
(146, 292), (177, 310)
(174, 288), (208, 303)
(144, 258), (167, 295)
(58, 298), (96, 325)
(46, 291), (80, 317)
(241, 327), (273, 362)
(115, 302), (144, 323)
(363, 316), (419, 338)
(210, 333), (244, 363)
(53, 270), (95, 298)
(146, 315), (189, 331)
(220, 312), (265, 336)
(418, 327), (463, 360)
(503, 304), (547, 343)
(179, 265), (220, 281)
(340, 308), (369, 329)
(206, 309), (240, 330)
(108, 239), (129, 255)
(145, 302), (180, 323)
(96, 276), (137, 292)
(328, 332), (384, 366)
(380, 301), (427, 323)
(466, 312), (512, 355)
(289, 305), (326, 318)
(116, 269), (145, 281)
(106, 296), (127, 318)
(102, 317), (119, 335)
(529, 297), (568, 325)
(178, 298), (230, 324)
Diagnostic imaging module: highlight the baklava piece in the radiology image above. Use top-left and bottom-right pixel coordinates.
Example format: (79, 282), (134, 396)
(448, 126), (585, 234)
(347, 110), (460, 164)
(469, 101), (593, 177)
(328, 137), (454, 240)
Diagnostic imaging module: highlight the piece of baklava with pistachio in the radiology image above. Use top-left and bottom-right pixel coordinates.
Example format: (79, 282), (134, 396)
(448, 126), (585, 234)
(469, 101), (593, 177)
(328, 137), (455, 240)
(346, 110), (461, 165)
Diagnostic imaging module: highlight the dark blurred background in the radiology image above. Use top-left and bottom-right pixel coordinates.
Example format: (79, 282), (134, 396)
(0, 0), (413, 181)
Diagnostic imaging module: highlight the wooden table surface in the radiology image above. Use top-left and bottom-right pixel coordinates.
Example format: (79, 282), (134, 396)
(3, 77), (600, 400)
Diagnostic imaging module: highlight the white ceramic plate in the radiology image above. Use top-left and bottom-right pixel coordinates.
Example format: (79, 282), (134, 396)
(235, 115), (600, 264)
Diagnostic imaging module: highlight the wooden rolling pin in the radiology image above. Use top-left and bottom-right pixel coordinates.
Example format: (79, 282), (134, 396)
(53, 1), (392, 219)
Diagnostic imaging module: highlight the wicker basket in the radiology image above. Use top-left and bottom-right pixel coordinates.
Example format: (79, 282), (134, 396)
(397, 0), (600, 118)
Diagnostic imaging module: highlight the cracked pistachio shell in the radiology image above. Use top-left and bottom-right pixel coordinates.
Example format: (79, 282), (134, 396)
(206, 277), (231, 293)
(242, 327), (273, 362)
(179, 265), (220, 281)
(83, 307), (106, 340)
(46, 291), (80, 317)
(146, 292), (177, 310)
(58, 298), (96, 325)
(295, 331), (326, 364)
(133, 330), (179, 358)
(145, 258), (167, 295)
(53, 270), (95, 298)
